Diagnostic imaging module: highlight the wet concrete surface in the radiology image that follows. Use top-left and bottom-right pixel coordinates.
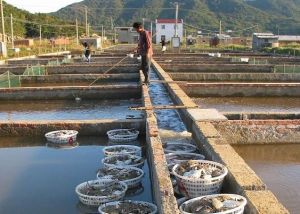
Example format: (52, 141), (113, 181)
(193, 97), (300, 113)
(0, 136), (152, 214)
(233, 144), (300, 214)
(0, 99), (142, 121)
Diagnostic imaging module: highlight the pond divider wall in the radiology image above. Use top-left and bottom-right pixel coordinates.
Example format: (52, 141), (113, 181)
(151, 59), (289, 213)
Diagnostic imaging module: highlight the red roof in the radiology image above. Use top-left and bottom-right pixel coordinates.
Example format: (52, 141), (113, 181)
(156, 19), (183, 24)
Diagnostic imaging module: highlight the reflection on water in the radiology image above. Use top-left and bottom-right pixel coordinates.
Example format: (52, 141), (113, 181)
(193, 97), (300, 113)
(233, 144), (300, 213)
(0, 136), (152, 214)
(149, 69), (186, 132)
(0, 99), (141, 121)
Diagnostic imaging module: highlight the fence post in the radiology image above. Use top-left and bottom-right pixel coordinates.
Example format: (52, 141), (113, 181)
(7, 71), (11, 88)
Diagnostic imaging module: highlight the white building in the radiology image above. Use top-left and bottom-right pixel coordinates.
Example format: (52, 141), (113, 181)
(155, 19), (183, 44)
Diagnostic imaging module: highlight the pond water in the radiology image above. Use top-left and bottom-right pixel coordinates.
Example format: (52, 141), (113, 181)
(0, 136), (152, 214)
(233, 144), (300, 214)
(0, 99), (142, 121)
(193, 97), (300, 113)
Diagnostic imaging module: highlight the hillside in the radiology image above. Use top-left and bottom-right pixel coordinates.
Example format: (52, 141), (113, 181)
(2, 1), (81, 38)
(52, 0), (300, 35)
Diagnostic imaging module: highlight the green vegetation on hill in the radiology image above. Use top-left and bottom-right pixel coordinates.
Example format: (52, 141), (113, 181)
(2, 1), (84, 38)
(52, 0), (300, 35)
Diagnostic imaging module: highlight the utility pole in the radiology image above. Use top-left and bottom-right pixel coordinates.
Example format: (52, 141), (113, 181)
(75, 18), (79, 45)
(110, 17), (113, 30)
(10, 14), (14, 48)
(114, 27), (116, 44)
(142, 18), (145, 27)
(219, 20), (222, 35)
(85, 6), (88, 37)
(175, 2), (179, 37)
(87, 23), (90, 37)
(0, 0), (5, 42)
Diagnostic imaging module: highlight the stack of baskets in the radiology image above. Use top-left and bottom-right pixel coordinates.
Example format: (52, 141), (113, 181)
(161, 135), (247, 213)
(74, 128), (157, 213)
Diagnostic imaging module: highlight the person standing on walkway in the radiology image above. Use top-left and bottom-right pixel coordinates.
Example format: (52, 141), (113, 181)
(161, 39), (167, 54)
(133, 22), (153, 84)
(82, 41), (91, 63)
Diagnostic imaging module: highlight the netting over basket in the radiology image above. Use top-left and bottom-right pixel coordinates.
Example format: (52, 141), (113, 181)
(96, 166), (144, 188)
(0, 71), (21, 88)
(103, 145), (142, 157)
(23, 65), (46, 76)
(172, 160), (228, 198)
(98, 201), (158, 214)
(45, 130), (78, 144)
(75, 179), (127, 206)
(166, 152), (205, 172)
(102, 154), (144, 169)
(180, 194), (247, 214)
(107, 129), (139, 143)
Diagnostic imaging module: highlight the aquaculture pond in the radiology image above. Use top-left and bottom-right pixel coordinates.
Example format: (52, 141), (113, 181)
(0, 99), (142, 121)
(0, 136), (152, 214)
(233, 143), (300, 213)
(193, 97), (300, 113)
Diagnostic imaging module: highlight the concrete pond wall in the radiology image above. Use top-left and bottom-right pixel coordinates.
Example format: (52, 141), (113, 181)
(162, 64), (274, 73)
(181, 83), (300, 97)
(170, 72), (300, 83)
(0, 119), (145, 137)
(213, 120), (300, 144)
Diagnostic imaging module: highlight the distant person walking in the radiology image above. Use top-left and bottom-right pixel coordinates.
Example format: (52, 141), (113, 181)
(161, 39), (167, 54)
(133, 22), (153, 84)
(82, 41), (91, 63)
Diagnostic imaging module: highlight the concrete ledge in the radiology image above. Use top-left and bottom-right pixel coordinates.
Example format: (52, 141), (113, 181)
(182, 83), (300, 97)
(162, 64), (273, 73)
(0, 119), (145, 136)
(224, 112), (300, 120)
(0, 85), (141, 100)
(244, 190), (289, 214)
(213, 120), (300, 144)
(187, 108), (227, 122)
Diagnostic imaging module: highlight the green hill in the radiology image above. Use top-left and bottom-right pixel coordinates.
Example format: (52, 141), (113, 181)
(2, 1), (81, 38)
(52, 0), (300, 35)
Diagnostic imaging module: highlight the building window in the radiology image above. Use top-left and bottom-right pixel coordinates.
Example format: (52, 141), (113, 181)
(161, 35), (166, 41)
(161, 25), (165, 29)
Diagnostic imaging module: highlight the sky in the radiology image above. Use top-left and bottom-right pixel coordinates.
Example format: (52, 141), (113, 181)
(5, 0), (83, 13)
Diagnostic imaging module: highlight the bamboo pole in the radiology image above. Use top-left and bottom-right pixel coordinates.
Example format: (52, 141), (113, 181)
(129, 105), (198, 111)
